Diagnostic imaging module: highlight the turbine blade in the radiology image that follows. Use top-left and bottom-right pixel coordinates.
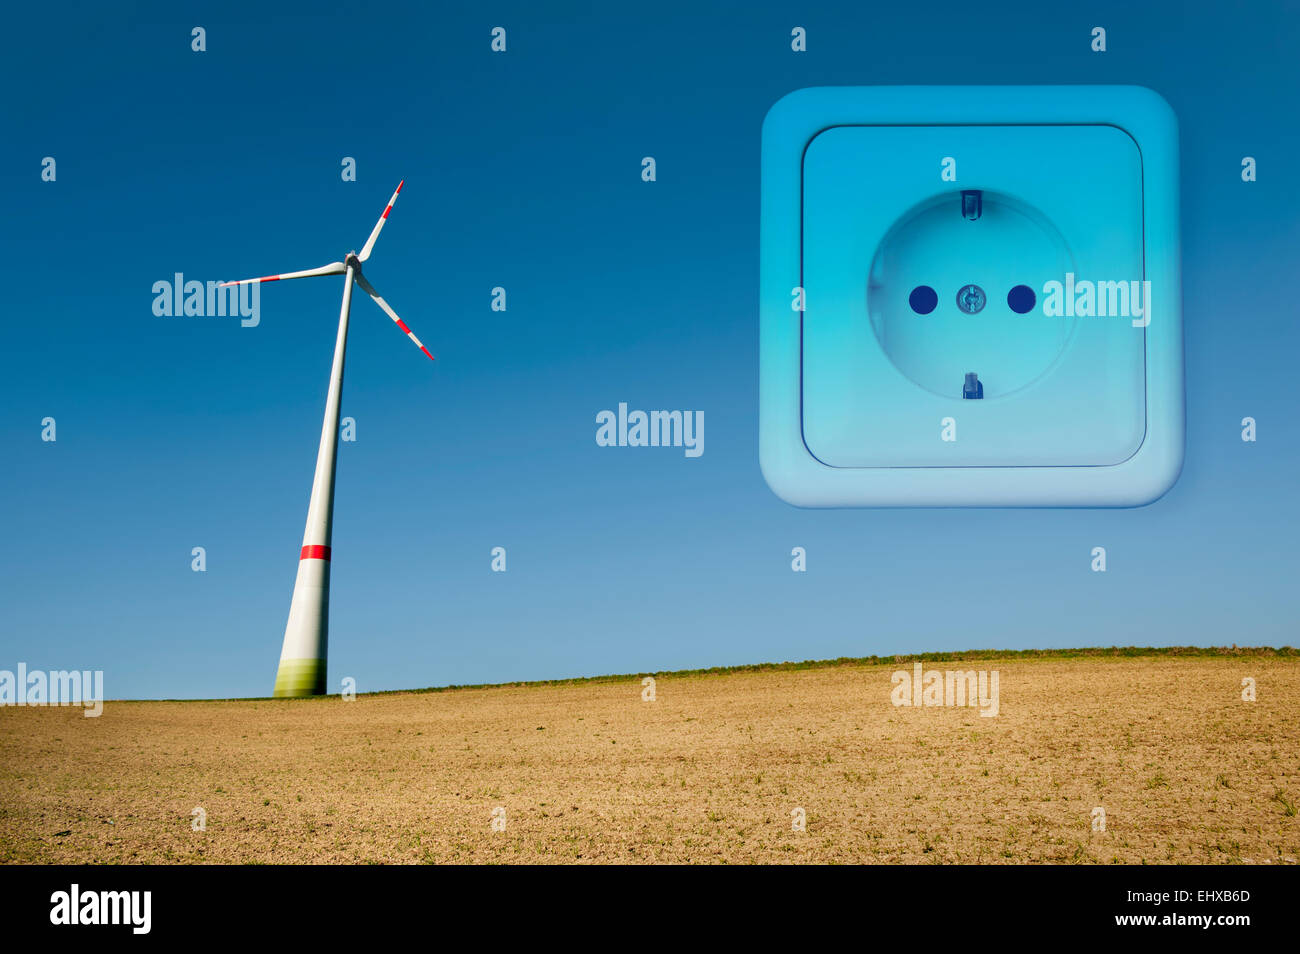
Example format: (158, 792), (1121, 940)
(354, 272), (434, 362)
(357, 180), (404, 263)
(218, 262), (346, 287)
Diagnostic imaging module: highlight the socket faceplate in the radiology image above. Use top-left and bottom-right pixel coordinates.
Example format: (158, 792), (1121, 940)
(760, 86), (1183, 507)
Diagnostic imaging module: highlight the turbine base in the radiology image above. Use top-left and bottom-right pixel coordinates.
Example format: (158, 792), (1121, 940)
(273, 658), (327, 697)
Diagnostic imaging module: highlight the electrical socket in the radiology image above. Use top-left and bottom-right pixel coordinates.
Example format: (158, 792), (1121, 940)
(759, 86), (1183, 507)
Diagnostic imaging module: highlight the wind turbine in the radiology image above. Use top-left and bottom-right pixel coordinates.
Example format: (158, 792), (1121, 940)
(220, 181), (432, 697)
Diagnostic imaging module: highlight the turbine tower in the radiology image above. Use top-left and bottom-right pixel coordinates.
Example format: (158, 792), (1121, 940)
(221, 181), (432, 697)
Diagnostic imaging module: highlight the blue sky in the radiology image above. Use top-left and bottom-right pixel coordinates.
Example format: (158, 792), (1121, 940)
(2, 1), (1297, 699)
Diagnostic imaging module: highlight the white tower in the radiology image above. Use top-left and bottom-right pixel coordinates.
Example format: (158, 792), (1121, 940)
(274, 259), (355, 696)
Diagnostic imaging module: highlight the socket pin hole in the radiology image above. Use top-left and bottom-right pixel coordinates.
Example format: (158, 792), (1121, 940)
(1008, 284), (1037, 314)
(909, 285), (938, 315)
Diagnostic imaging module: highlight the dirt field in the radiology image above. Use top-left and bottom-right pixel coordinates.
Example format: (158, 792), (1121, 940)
(1, 651), (1297, 864)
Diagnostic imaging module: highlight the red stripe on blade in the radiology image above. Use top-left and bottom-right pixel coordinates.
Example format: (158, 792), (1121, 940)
(300, 545), (331, 561)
